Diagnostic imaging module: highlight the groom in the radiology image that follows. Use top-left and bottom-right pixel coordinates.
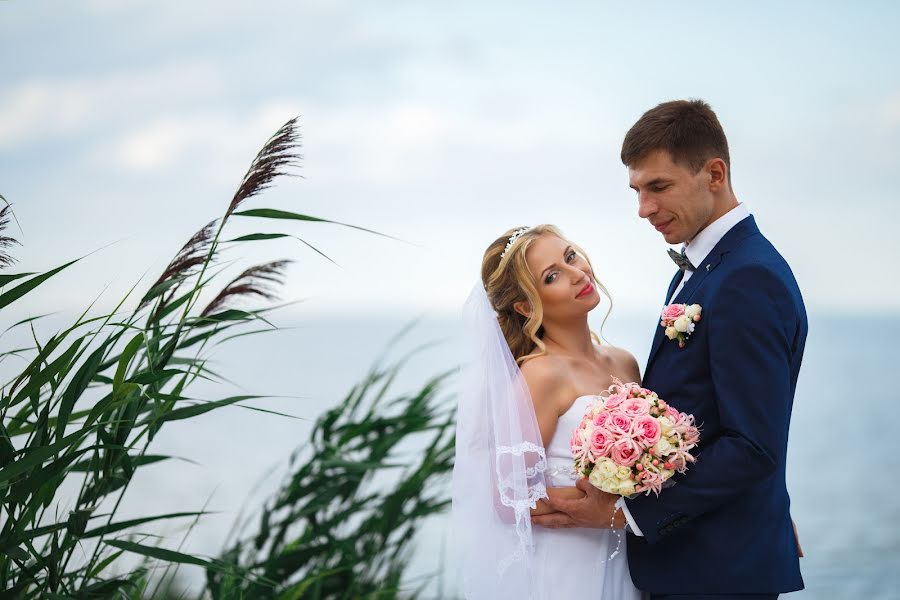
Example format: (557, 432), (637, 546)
(532, 99), (806, 599)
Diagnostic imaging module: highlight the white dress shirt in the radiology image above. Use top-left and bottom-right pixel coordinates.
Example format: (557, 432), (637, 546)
(617, 202), (751, 537)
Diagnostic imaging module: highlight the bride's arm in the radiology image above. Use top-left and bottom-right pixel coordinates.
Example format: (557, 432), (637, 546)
(519, 357), (576, 517)
(532, 486), (587, 516)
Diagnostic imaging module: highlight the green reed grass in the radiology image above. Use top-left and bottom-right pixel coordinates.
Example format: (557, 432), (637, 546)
(207, 344), (455, 600)
(0, 119), (455, 599)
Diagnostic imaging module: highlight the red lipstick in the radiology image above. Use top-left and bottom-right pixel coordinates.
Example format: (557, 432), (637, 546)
(576, 281), (594, 298)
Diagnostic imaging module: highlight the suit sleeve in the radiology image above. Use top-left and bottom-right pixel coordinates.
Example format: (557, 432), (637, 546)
(624, 264), (797, 544)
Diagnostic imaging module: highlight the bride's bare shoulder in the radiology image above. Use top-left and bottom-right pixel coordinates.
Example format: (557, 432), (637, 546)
(519, 354), (570, 398)
(602, 345), (642, 381)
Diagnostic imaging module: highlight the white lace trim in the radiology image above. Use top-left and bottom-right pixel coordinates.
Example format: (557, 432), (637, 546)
(496, 441), (548, 479)
(494, 442), (548, 575)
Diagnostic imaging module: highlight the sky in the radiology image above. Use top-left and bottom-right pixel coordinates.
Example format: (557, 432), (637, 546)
(2, 0), (899, 322)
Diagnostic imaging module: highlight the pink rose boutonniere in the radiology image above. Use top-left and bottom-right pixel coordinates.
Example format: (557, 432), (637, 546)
(660, 303), (702, 349)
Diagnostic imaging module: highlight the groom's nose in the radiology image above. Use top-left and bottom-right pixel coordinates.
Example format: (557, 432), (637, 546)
(637, 194), (657, 219)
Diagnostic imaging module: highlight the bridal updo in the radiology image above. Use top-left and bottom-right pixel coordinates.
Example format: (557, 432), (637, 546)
(481, 225), (608, 364)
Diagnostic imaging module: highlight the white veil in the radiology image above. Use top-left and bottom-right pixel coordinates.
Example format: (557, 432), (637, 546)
(452, 283), (548, 599)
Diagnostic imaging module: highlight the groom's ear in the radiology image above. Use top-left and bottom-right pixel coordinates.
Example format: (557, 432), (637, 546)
(513, 301), (532, 318)
(706, 158), (728, 191)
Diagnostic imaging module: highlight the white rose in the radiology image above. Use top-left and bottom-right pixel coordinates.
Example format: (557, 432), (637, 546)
(655, 437), (673, 455)
(616, 480), (636, 496)
(589, 467), (618, 493)
(588, 466), (605, 489)
(685, 304), (701, 319)
(674, 315), (691, 333)
(616, 466), (632, 481)
(598, 458), (618, 478)
(665, 326), (678, 340)
(658, 416), (675, 434)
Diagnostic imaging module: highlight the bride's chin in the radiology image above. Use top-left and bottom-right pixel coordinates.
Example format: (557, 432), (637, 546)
(583, 297), (602, 313)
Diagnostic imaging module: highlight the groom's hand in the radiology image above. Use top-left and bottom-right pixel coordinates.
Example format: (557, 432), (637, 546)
(793, 518), (804, 558)
(531, 478), (626, 529)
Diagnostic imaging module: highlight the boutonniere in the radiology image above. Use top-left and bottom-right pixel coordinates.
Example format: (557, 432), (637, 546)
(660, 303), (702, 349)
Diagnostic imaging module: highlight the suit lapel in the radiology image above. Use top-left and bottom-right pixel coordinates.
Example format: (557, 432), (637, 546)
(644, 215), (761, 376)
(645, 269), (684, 374)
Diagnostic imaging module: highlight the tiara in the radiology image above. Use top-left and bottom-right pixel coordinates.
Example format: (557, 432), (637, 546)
(500, 227), (530, 258)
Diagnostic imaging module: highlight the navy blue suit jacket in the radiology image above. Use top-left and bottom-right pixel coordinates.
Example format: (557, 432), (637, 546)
(624, 216), (806, 594)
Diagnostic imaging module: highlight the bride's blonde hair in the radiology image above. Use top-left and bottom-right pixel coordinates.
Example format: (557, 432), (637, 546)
(481, 225), (611, 364)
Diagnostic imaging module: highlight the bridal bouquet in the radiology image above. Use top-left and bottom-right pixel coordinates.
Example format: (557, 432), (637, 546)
(570, 380), (700, 497)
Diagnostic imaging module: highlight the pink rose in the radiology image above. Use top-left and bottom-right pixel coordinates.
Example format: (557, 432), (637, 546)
(664, 405), (681, 422)
(592, 410), (610, 429)
(622, 397), (651, 418)
(606, 413), (632, 436)
(589, 427), (615, 459)
(661, 303), (685, 323)
(604, 392), (626, 410)
(631, 415), (662, 448)
(611, 437), (642, 467)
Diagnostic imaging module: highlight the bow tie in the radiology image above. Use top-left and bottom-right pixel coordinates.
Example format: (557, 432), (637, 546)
(667, 248), (695, 272)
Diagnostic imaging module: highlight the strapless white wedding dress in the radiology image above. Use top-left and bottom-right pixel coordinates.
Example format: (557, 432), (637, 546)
(531, 395), (644, 599)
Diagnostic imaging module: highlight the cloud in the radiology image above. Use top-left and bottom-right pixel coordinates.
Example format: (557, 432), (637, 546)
(107, 102), (299, 172)
(0, 62), (225, 150)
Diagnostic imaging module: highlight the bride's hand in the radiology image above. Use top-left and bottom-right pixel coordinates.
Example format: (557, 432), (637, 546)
(530, 487), (587, 516)
(531, 478), (625, 529)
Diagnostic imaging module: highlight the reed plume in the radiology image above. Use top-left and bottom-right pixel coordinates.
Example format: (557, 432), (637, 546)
(0, 204), (21, 268)
(201, 259), (291, 317)
(226, 117), (301, 218)
(140, 219), (217, 311)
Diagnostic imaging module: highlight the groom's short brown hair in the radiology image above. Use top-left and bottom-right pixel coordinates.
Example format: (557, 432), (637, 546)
(621, 99), (731, 182)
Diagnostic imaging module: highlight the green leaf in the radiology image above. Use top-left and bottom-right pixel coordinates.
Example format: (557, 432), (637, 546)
(232, 208), (399, 240)
(56, 345), (106, 443)
(144, 395), (264, 426)
(105, 539), (242, 577)
(0, 272), (37, 287)
(67, 509), (91, 538)
(69, 453), (188, 472)
(13, 336), (84, 407)
(139, 276), (184, 305)
(113, 332), (144, 393)
(192, 309), (254, 327)
(226, 233), (291, 242)
(86, 548), (125, 579)
(0, 257), (81, 310)
(5, 545), (30, 562)
(4, 450), (85, 505)
(83, 511), (212, 538)
(127, 368), (185, 385)
(225, 231), (338, 265)
(0, 425), (93, 484)
(0, 421), (14, 467)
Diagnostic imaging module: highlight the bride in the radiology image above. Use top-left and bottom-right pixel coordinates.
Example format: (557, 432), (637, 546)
(453, 224), (643, 599)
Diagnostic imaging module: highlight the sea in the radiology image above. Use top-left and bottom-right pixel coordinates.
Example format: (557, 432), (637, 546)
(19, 311), (900, 598)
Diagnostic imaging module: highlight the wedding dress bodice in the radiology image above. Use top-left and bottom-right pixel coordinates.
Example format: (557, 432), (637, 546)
(544, 394), (594, 487)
